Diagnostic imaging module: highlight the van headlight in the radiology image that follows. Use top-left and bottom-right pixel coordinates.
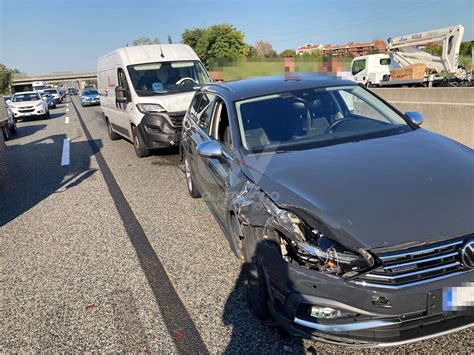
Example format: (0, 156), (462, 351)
(136, 103), (166, 114)
(260, 193), (375, 277)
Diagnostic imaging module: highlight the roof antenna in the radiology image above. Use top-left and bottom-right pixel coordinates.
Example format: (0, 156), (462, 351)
(160, 45), (165, 58)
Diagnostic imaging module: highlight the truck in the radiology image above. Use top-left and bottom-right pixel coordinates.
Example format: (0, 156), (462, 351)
(351, 24), (470, 87)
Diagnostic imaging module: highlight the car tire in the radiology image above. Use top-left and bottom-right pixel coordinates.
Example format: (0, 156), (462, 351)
(242, 228), (270, 320)
(106, 118), (120, 141)
(46, 110), (50, 118)
(9, 120), (17, 135)
(184, 154), (201, 198)
(132, 125), (150, 158)
(2, 125), (11, 141)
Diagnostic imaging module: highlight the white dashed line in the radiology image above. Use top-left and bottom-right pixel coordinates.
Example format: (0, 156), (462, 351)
(66, 108), (69, 112)
(61, 138), (70, 166)
(65, 116), (69, 124)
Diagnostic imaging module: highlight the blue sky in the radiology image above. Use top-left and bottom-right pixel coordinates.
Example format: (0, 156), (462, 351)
(0, 0), (472, 74)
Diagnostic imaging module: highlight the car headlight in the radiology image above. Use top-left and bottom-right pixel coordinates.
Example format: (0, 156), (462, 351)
(36, 102), (43, 107)
(259, 193), (375, 277)
(136, 103), (166, 114)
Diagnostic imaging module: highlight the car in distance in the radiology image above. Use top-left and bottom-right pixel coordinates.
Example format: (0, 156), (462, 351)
(97, 44), (211, 158)
(9, 91), (49, 120)
(43, 88), (62, 104)
(40, 92), (56, 109)
(80, 89), (100, 107)
(68, 87), (78, 95)
(180, 76), (474, 347)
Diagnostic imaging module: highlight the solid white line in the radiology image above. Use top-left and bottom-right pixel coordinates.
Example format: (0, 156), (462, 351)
(66, 108), (69, 112)
(61, 138), (70, 166)
(65, 116), (69, 124)
(388, 100), (474, 106)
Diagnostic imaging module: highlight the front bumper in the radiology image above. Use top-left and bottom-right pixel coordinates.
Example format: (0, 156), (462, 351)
(81, 99), (100, 106)
(137, 113), (182, 149)
(259, 241), (473, 347)
(11, 106), (46, 118)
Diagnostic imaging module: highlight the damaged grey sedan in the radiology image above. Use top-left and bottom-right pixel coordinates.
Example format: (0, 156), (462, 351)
(180, 76), (474, 347)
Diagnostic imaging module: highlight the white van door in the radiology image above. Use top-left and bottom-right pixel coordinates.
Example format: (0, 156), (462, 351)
(352, 58), (367, 85)
(112, 67), (133, 138)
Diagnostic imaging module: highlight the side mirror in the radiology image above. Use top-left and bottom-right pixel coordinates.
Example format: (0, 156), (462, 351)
(196, 140), (223, 159)
(405, 111), (424, 126)
(115, 86), (128, 103)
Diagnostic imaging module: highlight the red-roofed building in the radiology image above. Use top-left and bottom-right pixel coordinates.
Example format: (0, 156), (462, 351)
(296, 39), (387, 57)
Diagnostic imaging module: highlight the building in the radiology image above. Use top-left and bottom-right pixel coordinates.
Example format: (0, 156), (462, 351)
(296, 39), (387, 57)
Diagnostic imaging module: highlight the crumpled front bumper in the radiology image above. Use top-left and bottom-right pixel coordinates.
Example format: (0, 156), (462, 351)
(137, 113), (182, 149)
(258, 241), (474, 347)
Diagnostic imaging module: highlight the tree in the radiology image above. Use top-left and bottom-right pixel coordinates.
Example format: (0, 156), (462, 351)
(194, 24), (249, 66)
(182, 28), (206, 51)
(0, 64), (12, 95)
(167, 35), (173, 44)
(425, 43), (442, 56)
(132, 36), (161, 46)
(459, 41), (473, 56)
(247, 45), (258, 58)
(280, 49), (296, 57)
(255, 40), (276, 57)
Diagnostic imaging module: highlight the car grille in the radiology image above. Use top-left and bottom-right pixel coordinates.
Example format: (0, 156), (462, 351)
(167, 112), (185, 127)
(19, 108), (34, 113)
(354, 236), (471, 288)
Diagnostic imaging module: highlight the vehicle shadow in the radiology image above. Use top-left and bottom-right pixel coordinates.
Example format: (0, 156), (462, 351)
(49, 111), (66, 119)
(0, 133), (102, 226)
(223, 241), (306, 354)
(10, 123), (47, 140)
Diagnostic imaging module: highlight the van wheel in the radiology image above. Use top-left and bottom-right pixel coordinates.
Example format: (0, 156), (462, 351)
(106, 118), (120, 140)
(184, 154), (200, 198)
(242, 228), (270, 320)
(132, 125), (149, 158)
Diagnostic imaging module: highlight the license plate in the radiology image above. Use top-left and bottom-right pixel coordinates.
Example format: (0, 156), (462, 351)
(443, 283), (474, 312)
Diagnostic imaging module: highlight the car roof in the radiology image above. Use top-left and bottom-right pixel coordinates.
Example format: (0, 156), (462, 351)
(203, 75), (357, 101)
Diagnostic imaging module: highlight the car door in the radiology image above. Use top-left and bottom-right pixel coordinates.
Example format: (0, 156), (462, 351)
(111, 67), (132, 138)
(183, 91), (216, 183)
(200, 97), (234, 223)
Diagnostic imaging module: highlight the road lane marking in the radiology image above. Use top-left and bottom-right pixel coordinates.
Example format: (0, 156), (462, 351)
(70, 98), (208, 353)
(66, 108), (69, 112)
(61, 138), (70, 166)
(65, 116), (69, 124)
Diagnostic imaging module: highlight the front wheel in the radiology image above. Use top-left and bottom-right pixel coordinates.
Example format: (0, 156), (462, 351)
(132, 125), (150, 158)
(2, 125), (11, 141)
(184, 154), (201, 198)
(106, 118), (120, 141)
(242, 228), (270, 320)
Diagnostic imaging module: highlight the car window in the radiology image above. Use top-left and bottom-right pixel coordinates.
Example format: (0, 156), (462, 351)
(235, 85), (411, 153)
(13, 93), (41, 102)
(188, 93), (202, 122)
(209, 98), (232, 153)
(351, 59), (366, 75)
(195, 93), (216, 131)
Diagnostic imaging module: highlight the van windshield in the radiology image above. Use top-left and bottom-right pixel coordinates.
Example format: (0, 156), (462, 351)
(127, 61), (210, 96)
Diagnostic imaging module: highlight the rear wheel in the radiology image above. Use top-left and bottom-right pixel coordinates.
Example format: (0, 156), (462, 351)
(9, 120), (17, 134)
(106, 118), (120, 141)
(46, 110), (50, 118)
(242, 228), (270, 320)
(132, 125), (149, 158)
(184, 154), (201, 198)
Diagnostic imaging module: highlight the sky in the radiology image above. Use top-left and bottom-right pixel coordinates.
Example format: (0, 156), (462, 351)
(0, 0), (472, 74)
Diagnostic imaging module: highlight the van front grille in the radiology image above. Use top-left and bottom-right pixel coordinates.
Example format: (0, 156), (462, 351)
(167, 112), (185, 127)
(354, 236), (472, 288)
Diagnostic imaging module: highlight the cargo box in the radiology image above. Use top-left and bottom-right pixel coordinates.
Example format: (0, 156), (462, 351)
(390, 64), (427, 81)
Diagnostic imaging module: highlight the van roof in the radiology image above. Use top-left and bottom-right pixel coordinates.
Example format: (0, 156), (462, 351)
(98, 44), (200, 68)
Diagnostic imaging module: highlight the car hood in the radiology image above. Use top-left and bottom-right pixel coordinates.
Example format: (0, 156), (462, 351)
(11, 100), (42, 107)
(241, 129), (474, 251)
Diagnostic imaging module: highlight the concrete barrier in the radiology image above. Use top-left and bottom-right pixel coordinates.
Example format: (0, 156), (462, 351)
(371, 88), (474, 148)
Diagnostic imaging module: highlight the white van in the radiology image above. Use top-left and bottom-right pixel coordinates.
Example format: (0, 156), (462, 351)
(97, 44), (211, 157)
(351, 54), (393, 86)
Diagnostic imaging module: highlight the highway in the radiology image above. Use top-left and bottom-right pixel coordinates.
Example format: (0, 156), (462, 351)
(1, 96), (472, 353)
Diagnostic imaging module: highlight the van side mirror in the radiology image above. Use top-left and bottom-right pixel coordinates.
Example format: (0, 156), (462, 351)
(115, 86), (128, 103)
(405, 111), (424, 126)
(196, 140), (223, 159)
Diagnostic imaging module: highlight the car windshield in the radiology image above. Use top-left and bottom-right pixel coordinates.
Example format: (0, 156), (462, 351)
(83, 90), (98, 95)
(235, 85), (413, 153)
(13, 93), (41, 102)
(127, 60), (210, 96)
(44, 89), (58, 94)
(41, 93), (52, 98)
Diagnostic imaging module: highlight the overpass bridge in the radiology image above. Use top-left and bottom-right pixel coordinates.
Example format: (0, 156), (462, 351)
(11, 71), (97, 90)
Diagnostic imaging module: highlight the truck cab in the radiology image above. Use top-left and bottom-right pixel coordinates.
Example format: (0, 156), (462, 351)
(351, 54), (392, 86)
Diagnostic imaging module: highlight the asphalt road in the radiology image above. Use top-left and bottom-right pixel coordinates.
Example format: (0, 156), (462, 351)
(1, 96), (472, 353)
